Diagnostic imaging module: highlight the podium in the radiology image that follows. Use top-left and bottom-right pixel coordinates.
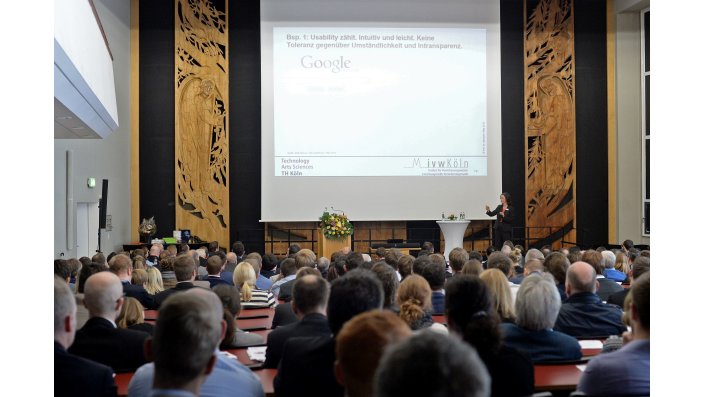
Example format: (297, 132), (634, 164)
(318, 229), (351, 259)
(436, 220), (471, 261)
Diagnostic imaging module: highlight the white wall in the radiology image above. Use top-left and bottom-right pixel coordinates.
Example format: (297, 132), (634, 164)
(615, 8), (650, 245)
(54, 0), (131, 258)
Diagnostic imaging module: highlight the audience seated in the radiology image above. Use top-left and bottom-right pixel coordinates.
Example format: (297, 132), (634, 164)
(544, 252), (570, 301)
(554, 261), (627, 338)
(68, 272), (149, 372)
(446, 274), (534, 396)
(274, 268), (383, 397)
(486, 252), (519, 303)
(264, 275), (331, 368)
(374, 329), (490, 397)
(246, 252), (273, 291)
(205, 255), (230, 288)
(55, 275), (117, 397)
(154, 255), (199, 308)
(578, 272), (650, 396)
(128, 288), (264, 397)
(449, 247), (470, 276)
(461, 259), (483, 276)
(396, 275), (447, 332)
(158, 256), (178, 290)
(500, 273), (582, 362)
(480, 269), (516, 323)
(212, 284), (265, 348)
(270, 258), (296, 298)
(334, 311), (412, 397)
(371, 262), (400, 310)
(109, 254), (157, 310)
(601, 250), (626, 282)
(614, 251), (630, 278)
(412, 255), (446, 314)
(144, 266), (164, 296)
(234, 262), (276, 309)
(396, 254), (414, 281)
(116, 297), (154, 335)
(608, 255), (649, 308)
(582, 250), (623, 300)
(261, 253), (279, 278)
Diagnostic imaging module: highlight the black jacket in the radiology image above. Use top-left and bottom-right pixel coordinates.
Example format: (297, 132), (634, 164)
(55, 341), (117, 397)
(68, 317), (150, 372)
(264, 313), (331, 369)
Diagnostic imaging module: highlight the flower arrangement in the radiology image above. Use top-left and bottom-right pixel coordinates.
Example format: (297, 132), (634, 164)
(319, 209), (353, 239)
(447, 214), (457, 221)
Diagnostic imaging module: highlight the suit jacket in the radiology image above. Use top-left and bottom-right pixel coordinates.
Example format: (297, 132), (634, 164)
(486, 204), (515, 228)
(606, 289), (629, 309)
(122, 281), (157, 309)
(271, 302), (299, 329)
(154, 282), (196, 308)
(264, 313), (331, 369)
(207, 275), (230, 289)
(274, 335), (343, 397)
(431, 290), (445, 314)
(277, 279), (296, 302)
(55, 341), (117, 397)
(596, 276), (624, 301)
(500, 323), (582, 363)
(554, 292), (627, 338)
(68, 317), (149, 372)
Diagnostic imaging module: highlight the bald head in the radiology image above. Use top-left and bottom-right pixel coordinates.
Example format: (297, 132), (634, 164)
(566, 261), (597, 295)
(84, 271), (125, 319)
(523, 259), (544, 275)
(226, 252), (237, 264)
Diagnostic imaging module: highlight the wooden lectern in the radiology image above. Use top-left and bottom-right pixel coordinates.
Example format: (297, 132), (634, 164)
(317, 229), (351, 259)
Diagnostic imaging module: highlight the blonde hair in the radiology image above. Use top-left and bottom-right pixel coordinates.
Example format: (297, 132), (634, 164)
(396, 275), (432, 328)
(615, 252), (629, 274)
(133, 255), (146, 270)
(233, 262), (257, 302)
(480, 269), (516, 321)
(116, 297), (145, 328)
(131, 268), (148, 286)
(509, 248), (522, 265)
(145, 266), (165, 295)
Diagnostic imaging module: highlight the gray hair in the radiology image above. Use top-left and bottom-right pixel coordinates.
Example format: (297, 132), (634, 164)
(316, 257), (330, 272)
(515, 273), (561, 331)
(375, 330), (490, 397)
(601, 250), (616, 269)
(54, 275), (76, 334)
(525, 248), (545, 262)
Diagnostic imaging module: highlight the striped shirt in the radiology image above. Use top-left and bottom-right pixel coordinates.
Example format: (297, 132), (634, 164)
(241, 288), (277, 309)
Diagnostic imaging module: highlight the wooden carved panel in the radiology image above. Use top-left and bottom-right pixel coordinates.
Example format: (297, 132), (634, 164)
(524, 0), (577, 247)
(175, 0), (229, 247)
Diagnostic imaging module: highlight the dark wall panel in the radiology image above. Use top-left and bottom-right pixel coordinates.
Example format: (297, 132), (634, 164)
(574, 0), (608, 247)
(139, 1), (176, 234)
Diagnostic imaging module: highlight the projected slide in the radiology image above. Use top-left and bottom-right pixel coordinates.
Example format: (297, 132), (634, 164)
(273, 27), (487, 177)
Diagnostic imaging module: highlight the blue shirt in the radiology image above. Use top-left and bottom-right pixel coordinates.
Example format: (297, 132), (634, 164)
(604, 268), (627, 282)
(128, 351), (264, 397)
(271, 275), (296, 297)
(578, 339), (650, 396)
(256, 274), (273, 291)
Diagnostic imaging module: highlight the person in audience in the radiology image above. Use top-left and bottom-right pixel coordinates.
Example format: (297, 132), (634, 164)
(446, 274), (534, 396)
(271, 258), (297, 298)
(258, 253), (276, 278)
(133, 255), (147, 271)
(92, 252), (107, 268)
(287, 243), (301, 258)
(500, 273), (581, 362)
(55, 275), (117, 397)
(412, 255), (446, 314)
(234, 262), (276, 308)
(567, 246), (582, 264)
(397, 254), (414, 281)
(428, 253), (451, 279)
(614, 251), (630, 277)
(582, 250), (623, 300)
(246, 252), (273, 291)
(602, 250), (626, 282)
(145, 245), (161, 267)
(212, 284), (265, 348)
(205, 255), (229, 288)
(486, 252), (519, 303)
(578, 272), (650, 396)
(66, 258), (83, 290)
(279, 266), (319, 302)
(508, 248), (524, 284)
(274, 268), (384, 397)
(608, 256), (649, 308)
(383, 248), (403, 280)
(554, 261), (627, 337)
(154, 255), (199, 308)
(523, 258), (544, 275)
(75, 262), (107, 329)
(343, 251), (365, 273)
(479, 268), (516, 323)
(131, 266), (147, 284)
(231, 241), (246, 262)
(222, 251), (238, 274)
(55, 259), (71, 283)
(316, 256), (330, 278)
(371, 262), (399, 310)
(375, 329), (490, 397)
(128, 288), (264, 397)
(461, 259), (483, 276)
(68, 272), (149, 372)
(449, 247), (470, 276)
(544, 252), (570, 301)
(421, 241), (435, 254)
(264, 275), (331, 368)
(144, 266), (165, 295)
(621, 239), (634, 253)
(117, 297), (154, 335)
(158, 256), (177, 289)
(109, 254), (156, 310)
(335, 311), (412, 397)
(396, 275), (445, 332)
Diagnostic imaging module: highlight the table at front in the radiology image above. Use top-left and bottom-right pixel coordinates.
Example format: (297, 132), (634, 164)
(534, 364), (584, 391)
(436, 220), (471, 260)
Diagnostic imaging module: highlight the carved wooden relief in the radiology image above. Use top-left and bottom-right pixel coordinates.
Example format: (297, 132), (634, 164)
(524, 0), (577, 247)
(175, 0), (229, 247)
